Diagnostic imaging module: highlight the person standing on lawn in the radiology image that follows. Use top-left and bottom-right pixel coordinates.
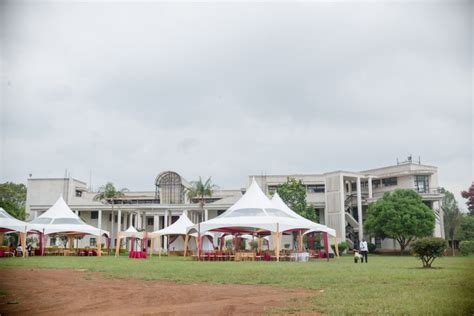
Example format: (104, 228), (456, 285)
(359, 239), (368, 263)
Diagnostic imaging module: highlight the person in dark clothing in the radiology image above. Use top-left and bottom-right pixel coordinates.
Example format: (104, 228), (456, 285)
(26, 243), (33, 256)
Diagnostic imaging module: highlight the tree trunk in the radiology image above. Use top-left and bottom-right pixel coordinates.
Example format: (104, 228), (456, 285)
(451, 236), (455, 256)
(399, 243), (405, 256)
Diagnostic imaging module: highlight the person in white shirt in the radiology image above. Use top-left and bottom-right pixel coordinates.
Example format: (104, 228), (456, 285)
(359, 239), (368, 263)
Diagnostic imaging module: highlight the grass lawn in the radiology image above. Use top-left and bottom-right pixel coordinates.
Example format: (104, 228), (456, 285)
(1, 255), (473, 315)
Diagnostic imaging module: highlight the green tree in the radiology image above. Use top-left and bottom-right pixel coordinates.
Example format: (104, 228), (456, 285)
(440, 188), (463, 256)
(276, 178), (317, 222)
(365, 189), (435, 255)
(187, 177), (217, 217)
(411, 237), (447, 268)
(456, 215), (474, 241)
(94, 182), (128, 246)
(0, 182), (27, 220)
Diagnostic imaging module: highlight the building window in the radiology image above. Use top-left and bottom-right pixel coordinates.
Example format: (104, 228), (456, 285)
(147, 217), (154, 226)
(91, 211), (98, 219)
(75, 190), (82, 197)
(90, 238), (96, 247)
(109, 214), (112, 222)
(415, 175), (429, 193)
(372, 179), (381, 189)
(382, 177), (398, 187)
(217, 210), (225, 216)
(307, 185), (325, 193)
(267, 185), (278, 194)
(50, 237), (57, 246)
(114, 215), (118, 223)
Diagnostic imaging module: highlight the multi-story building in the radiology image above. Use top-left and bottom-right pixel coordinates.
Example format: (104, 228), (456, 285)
(26, 158), (444, 251)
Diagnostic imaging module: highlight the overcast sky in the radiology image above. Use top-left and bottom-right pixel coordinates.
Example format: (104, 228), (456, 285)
(0, 1), (472, 207)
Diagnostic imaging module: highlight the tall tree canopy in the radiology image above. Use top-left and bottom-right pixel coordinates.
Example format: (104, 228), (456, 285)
(461, 182), (474, 215)
(440, 188), (462, 255)
(0, 182), (27, 220)
(187, 177), (217, 213)
(94, 182), (128, 245)
(365, 189), (435, 254)
(456, 215), (474, 241)
(276, 178), (317, 222)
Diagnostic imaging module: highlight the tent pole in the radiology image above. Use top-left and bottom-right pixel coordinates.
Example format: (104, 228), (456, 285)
(115, 235), (121, 257)
(276, 223), (280, 262)
(97, 235), (102, 257)
(197, 222), (201, 260)
(68, 236), (74, 250)
(41, 229), (45, 256)
(334, 236), (340, 258)
(20, 232), (26, 258)
(323, 232), (329, 262)
(298, 230), (303, 252)
(183, 234), (189, 257)
(158, 236), (161, 258)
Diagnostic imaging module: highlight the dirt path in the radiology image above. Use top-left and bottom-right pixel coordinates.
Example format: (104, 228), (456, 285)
(0, 269), (319, 315)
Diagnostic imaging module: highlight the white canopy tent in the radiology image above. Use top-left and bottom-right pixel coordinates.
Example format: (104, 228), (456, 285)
(271, 192), (338, 256)
(186, 179), (330, 260)
(27, 196), (109, 256)
(0, 207), (28, 257)
(115, 226), (147, 257)
(148, 214), (214, 256)
(119, 225), (145, 238)
(0, 207), (27, 233)
(187, 179), (317, 235)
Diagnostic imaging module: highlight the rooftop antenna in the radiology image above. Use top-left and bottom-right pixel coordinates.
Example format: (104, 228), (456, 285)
(418, 156), (421, 164)
(396, 158), (399, 165)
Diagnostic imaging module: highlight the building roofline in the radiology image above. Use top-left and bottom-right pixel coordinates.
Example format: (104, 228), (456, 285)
(361, 162), (438, 173)
(28, 178), (88, 185)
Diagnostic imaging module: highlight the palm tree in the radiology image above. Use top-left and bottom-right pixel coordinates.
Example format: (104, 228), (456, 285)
(94, 182), (128, 247)
(441, 189), (463, 256)
(186, 177), (217, 219)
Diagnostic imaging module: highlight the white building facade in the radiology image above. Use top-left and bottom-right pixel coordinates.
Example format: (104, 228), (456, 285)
(26, 160), (444, 251)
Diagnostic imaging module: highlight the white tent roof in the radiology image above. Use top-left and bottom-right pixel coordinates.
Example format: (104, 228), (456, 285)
(271, 192), (336, 237)
(0, 207), (27, 233)
(118, 225), (145, 239)
(187, 179), (319, 234)
(27, 196), (109, 237)
(150, 214), (213, 238)
(154, 213), (194, 236)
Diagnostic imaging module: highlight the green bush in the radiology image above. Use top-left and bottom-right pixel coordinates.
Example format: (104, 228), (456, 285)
(459, 240), (474, 256)
(411, 237), (447, 268)
(368, 242), (376, 253)
(331, 242), (347, 254)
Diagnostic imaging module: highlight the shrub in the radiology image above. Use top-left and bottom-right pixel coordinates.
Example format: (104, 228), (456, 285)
(459, 240), (474, 256)
(331, 242), (347, 254)
(368, 242), (376, 253)
(411, 237), (447, 268)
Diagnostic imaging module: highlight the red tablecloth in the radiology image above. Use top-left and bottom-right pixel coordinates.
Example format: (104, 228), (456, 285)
(129, 251), (147, 259)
